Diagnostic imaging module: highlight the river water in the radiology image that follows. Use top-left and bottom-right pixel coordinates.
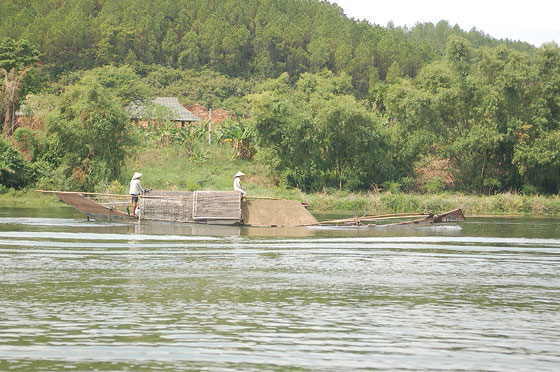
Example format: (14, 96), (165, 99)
(0, 207), (559, 371)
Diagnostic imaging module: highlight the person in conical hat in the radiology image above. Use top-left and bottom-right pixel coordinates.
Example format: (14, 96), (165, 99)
(233, 171), (247, 197)
(129, 172), (144, 216)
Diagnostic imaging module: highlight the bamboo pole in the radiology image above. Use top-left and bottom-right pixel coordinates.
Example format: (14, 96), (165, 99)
(36, 190), (226, 200)
(246, 196), (282, 200)
(38, 190), (286, 201)
(313, 212), (429, 226)
(37, 190), (130, 197)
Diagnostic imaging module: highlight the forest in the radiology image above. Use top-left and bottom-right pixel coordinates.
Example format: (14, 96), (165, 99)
(1, 0), (559, 195)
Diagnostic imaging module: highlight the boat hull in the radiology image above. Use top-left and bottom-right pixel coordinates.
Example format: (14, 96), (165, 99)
(48, 190), (464, 228)
(388, 208), (466, 226)
(50, 190), (318, 227)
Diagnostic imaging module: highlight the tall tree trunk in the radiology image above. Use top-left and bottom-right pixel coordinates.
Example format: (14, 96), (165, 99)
(4, 101), (12, 135)
(1, 67), (30, 136)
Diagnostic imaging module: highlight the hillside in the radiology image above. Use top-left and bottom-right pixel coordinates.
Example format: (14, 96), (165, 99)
(0, 0), (533, 96)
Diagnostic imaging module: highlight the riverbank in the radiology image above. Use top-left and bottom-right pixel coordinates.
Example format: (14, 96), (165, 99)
(2, 188), (559, 216)
(305, 191), (560, 216)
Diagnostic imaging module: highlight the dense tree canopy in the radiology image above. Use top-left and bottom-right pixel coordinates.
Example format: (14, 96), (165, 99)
(385, 38), (560, 193)
(1, 0), (529, 94)
(249, 71), (391, 191)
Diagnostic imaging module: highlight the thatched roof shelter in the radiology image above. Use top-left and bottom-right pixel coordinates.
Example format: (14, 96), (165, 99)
(127, 97), (200, 123)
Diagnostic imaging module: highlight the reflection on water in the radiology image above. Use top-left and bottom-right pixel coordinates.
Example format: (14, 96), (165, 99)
(0, 207), (559, 371)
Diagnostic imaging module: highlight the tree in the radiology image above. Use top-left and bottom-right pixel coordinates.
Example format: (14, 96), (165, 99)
(445, 35), (474, 77)
(513, 130), (560, 193)
(0, 38), (40, 135)
(80, 65), (150, 105)
(386, 61), (403, 83)
(249, 71), (389, 190)
(0, 38), (40, 72)
(312, 94), (385, 189)
(0, 137), (34, 189)
(511, 43), (560, 193)
(43, 78), (131, 191)
(1, 66), (30, 136)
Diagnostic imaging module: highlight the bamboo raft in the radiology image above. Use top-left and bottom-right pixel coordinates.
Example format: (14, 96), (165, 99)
(39, 190), (465, 228)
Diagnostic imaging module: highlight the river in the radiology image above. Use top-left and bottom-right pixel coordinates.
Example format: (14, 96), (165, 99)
(1, 207), (559, 371)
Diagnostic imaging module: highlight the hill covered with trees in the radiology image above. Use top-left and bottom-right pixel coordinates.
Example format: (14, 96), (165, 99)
(1, 0), (559, 195)
(1, 0), (534, 94)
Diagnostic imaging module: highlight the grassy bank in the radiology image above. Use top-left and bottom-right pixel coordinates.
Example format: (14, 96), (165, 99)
(0, 189), (62, 207)
(304, 191), (560, 216)
(2, 142), (559, 216)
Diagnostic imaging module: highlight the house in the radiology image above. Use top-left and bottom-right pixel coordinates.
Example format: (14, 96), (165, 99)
(127, 97), (200, 128)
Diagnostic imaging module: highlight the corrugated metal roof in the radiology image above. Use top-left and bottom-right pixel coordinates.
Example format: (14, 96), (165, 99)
(127, 97), (200, 122)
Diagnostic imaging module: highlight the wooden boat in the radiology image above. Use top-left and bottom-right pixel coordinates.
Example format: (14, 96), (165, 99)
(316, 208), (466, 227)
(40, 190), (318, 227)
(40, 190), (465, 228)
(379, 208), (465, 226)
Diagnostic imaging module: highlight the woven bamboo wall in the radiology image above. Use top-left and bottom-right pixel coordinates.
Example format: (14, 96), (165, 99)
(193, 191), (242, 220)
(139, 190), (241, 223)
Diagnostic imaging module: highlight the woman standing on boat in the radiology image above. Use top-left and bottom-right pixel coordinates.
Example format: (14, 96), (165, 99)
(129, 172), (144, 216)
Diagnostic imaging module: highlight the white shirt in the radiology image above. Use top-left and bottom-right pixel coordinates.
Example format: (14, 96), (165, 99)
(129, 179), (144, 195)
(233, 177), (247, 196)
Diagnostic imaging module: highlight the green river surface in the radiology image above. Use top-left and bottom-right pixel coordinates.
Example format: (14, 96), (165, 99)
(0, 206), (559, 371)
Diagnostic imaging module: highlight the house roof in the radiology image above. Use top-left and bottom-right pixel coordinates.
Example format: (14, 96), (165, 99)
(128, 97), (200, 122)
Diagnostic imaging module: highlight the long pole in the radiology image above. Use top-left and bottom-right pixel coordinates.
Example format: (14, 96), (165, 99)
(37, 190), (191, 200)
(313, 212), (429, 226)
(208, 108), (212, 144)
(37, 190), (267, 200)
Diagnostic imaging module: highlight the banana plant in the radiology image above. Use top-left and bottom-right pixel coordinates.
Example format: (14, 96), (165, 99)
(217, 119), (255, 159)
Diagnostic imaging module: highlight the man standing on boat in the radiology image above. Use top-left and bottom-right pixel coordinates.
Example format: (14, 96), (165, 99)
(129, 172), (144, 216)
(233, 171), (247, 198)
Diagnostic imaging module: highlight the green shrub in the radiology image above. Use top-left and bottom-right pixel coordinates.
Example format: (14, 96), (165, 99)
(424, 178), (446, 194)
(0, 138), (36, 189)
(420, 198), (447, 213)
(108, 180), (124, 194)
(399, 177), (415, 193)
(483, 177), (502, 195)
(380, 192), (407, 212)
(13, 127), (39, 159)
(381, 181), (401, 193)
(521, 184), (539, 195)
